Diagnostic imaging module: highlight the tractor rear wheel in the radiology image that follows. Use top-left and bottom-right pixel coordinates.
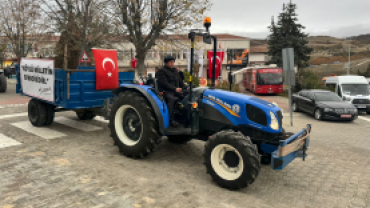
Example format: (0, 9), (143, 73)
(109, 91), (161, 158)
(204, 130), (261, 190)
(167, 135), (192, 144)
(0, 74), (7, 92)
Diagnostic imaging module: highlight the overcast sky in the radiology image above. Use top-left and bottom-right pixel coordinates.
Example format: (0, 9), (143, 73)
(206, 0), (370, 39)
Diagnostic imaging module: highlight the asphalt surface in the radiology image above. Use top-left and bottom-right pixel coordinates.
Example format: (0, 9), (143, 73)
(1, 80), (370, 208)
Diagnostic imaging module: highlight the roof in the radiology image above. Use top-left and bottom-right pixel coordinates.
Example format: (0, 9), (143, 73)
(326, 75), (368, 84)
(212, 34), (250, 40)
(250, 47), (268, 53)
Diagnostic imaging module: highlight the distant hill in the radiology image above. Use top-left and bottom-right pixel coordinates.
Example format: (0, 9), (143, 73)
(250, 39), (267, 47)
(251, 34), (370, 66)
(348, 34), (370, 44)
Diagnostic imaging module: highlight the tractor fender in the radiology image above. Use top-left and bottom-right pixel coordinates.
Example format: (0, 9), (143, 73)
(112, 85), (169, 135)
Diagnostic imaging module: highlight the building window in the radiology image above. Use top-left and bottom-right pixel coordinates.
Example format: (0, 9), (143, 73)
(152, 51), (158, 59)
(183, 50), (187, 60)
(145, 51), (153, 60)
(117, 51), (124, 60)
(121, 50), (132, 61)
(7, 44), (12, 52)
(44, 48), (50, 56)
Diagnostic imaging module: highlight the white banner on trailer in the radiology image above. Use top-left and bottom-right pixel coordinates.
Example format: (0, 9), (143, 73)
(20, 58), (55, 102)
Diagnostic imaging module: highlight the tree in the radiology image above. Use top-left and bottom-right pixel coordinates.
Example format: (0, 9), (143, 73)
(267, 1), (313, 71)
(0, 41), (6, 68)
(40, 0), (114, 67)
(0, 0), (47, 62)
(267, 16), (284, 65)
(113, 0), (210, 76)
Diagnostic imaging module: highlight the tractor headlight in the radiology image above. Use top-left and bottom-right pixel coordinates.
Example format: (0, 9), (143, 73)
(270, 111), (279, 130)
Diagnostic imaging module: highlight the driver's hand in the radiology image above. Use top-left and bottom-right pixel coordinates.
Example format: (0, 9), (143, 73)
(175, 88), (182, 93)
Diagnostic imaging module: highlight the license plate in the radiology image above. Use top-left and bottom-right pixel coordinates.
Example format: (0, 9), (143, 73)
(341, 115), (352, 118)
(268, 91), (274, 93)
(355, 105), (366, 108)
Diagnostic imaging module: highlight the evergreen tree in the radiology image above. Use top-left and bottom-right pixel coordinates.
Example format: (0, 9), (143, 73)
(267, 1), (313, 82)
(267, 16), (284, 65)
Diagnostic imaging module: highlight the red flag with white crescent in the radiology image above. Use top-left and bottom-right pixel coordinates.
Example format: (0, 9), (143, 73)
(92, 48), (119, 90)
(207, 50), (225, 79)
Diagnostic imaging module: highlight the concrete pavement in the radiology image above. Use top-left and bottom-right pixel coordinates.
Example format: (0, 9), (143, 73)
(0, 84), (370, 207)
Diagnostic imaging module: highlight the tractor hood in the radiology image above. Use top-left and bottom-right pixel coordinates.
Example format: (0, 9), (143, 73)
(201, 89), (282, 133)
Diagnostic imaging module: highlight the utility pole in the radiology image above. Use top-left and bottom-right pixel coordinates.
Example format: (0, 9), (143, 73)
(348, 37), (351, 75)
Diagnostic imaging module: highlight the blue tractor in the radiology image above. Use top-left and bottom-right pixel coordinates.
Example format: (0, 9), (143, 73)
(107, 17), (311, 190)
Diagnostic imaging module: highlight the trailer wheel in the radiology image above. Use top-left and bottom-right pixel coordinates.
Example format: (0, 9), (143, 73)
(204, 130), (261, 190)
(167, 135), (192, 144)
(109, 91), (161, 158)
(76, 111), (96, 120)
(28, 99), (47, 127)
(44, 104), (55, 125)
(0, 74), (7, 92)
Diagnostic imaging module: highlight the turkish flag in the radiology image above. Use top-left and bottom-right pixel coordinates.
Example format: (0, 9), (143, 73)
(131, 58), (137, 68)
(207, 50), (225, 79)
(92, 48), (119, 90)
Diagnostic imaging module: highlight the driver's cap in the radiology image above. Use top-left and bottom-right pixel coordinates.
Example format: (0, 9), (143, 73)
(164, 55), (176, 63)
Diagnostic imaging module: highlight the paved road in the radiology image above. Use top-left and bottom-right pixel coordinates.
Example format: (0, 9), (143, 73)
(1, 82), (370, 208)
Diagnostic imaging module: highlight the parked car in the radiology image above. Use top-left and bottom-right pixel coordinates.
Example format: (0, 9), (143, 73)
(292, 89), (358, 121)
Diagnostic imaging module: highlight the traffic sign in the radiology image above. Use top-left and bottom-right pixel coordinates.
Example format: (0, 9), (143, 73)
(282, 47), (295, 127)
(282, 48), (295, 86)
(80, 52), (91, 63)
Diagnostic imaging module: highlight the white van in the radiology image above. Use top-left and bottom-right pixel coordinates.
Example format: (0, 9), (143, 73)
(325, 75), (370, 114)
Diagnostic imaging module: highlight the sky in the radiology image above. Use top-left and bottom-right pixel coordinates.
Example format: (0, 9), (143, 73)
(206, 0), (370, 39)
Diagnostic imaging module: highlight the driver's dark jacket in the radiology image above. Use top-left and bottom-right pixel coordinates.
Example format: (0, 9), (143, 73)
(156, 66), (184, 92)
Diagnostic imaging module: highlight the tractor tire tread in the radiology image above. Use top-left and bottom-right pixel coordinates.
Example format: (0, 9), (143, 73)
(204, 130), (261, 190)
(110, 91), (161, 158)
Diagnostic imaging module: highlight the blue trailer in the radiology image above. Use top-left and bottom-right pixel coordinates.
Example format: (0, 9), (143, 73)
(16, 64), (134, 126)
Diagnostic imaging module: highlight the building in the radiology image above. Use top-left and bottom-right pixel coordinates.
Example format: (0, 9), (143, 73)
(0, 33), (252, 80)
(249, 47), (270, 65)
(0, 35), (58, 68)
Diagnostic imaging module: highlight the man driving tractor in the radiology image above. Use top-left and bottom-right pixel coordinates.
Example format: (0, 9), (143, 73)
(156, 55), (185, 127)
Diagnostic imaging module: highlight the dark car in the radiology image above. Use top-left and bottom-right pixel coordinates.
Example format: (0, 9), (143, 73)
(292, 90), (358, 121)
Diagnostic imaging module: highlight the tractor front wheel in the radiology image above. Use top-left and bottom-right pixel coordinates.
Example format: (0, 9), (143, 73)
(204, 130), (261, 190)
(109, 91), (161, 158)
